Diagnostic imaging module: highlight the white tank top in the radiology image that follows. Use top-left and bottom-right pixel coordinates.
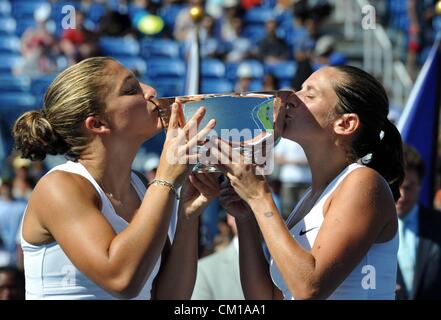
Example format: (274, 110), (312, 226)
(21, 161), (163, 300)
(270, 163), (399, 300)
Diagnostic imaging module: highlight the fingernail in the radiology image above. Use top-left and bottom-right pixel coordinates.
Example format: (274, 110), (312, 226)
(209, 119), (216, 127)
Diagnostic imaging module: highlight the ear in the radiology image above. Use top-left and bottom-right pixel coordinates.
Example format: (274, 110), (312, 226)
(333, 113), (360, 136)
(84, 116), (111, 135)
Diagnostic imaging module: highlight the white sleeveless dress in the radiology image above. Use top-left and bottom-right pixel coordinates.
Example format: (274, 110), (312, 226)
(21, 161), (166, 300)
(270, 163), (399, 300)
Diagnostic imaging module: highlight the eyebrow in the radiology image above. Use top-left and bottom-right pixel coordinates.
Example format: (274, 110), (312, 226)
(119, 74), (137, 91)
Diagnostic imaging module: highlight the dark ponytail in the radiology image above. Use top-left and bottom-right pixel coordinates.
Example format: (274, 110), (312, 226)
(332, 66), (404, 202)
(368, 120), (404, 201)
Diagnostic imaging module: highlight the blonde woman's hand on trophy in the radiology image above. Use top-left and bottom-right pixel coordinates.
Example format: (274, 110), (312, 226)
(155, 102), (216, 187)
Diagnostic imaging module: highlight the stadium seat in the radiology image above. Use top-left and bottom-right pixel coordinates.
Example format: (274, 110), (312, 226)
(265, 61), (298, 82)
(159, 4), (185, 31)
(247, 79), (264, 92)
(117, 56), (147, 75)
(0, 75), (31, 92)
(225, 62), (239, 82)
(200, 79), (233, 94)
(0, 36), (21, 53)
(329, 52), (348, 66)
(100, 37), (140, 57)
(0, 1), (11, 16)
(201, 59), (226, 79)
(0, 93), (36, 109)
(12, 1), (48, 19)
(244, 7), (275, 24)
(236, 60), (265, 79)
(31, 75), (56, 105)
(141, 38), (181, 59)
(15, 18), (36, 36)
(0, 17), (16, 35)
(242, 25), (266, 44)
(0, 54), (22, 73)
(143, 77), (185, 97)
(146, 57), (186, 79)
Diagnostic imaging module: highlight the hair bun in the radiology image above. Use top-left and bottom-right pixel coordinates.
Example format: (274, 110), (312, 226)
(13, 110), (70, 161)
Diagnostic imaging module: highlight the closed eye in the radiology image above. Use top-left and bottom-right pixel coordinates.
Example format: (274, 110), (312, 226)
(124, 87), (141, 95)
(120, 76), (142, 96)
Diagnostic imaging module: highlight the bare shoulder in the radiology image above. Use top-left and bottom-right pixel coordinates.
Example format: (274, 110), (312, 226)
(336, 166), (394, 205)
(327, 166), (396, 223)
(24, 170), (101, 244)
(30, 170), (101, 211)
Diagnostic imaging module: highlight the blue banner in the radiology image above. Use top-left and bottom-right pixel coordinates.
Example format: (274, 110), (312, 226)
(397, 34), (441, 207)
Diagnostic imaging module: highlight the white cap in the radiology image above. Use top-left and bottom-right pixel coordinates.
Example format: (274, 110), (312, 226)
(223, 0), (238, 8)
(314, 35), (335, 57)
(144, 154), (160, 172)
(237, 63), (253, 78)
(34, 3), (51, 22)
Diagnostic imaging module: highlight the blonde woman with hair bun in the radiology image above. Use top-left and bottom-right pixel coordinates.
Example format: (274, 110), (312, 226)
(13, 57), (219, 300)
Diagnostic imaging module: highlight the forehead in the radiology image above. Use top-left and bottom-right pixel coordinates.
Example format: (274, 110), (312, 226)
(103, 60), (133, 91)
(105, 60), (131, 78)
(303, 67), (340, 92)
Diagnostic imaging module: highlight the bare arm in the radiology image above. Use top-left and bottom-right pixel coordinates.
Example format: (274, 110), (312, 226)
(152, 173), (220, 299)
(218, 179), (283, 300)
(245, 168), (395, 299)
(27, 171), (176, 299)
(236, 214), (283, 300)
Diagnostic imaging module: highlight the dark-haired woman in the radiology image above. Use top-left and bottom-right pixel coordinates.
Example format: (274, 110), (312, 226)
(216, 66), (404, 299)
(13, 57), (218, 299)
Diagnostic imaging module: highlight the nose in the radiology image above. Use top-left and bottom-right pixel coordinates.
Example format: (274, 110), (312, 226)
(140, 83), (157, 100)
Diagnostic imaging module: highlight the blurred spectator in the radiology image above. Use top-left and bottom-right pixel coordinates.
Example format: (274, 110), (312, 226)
(207, 0), (240, 19)
(314, 35), (335, 65)
(262, 73), (279, 91)
(218, 0), (241, 40)
(14, 3), (59, 77)
(192, 213), (245, 300)
(240, 0), (262, 10)
(223, 17), (254, 62)
(60, 10), (100, 65)
(311, 35), (348, 70)
(98, 10), (134, 37)
(173, 0), (203, 41)
(0, 266), (25, 300)
(0, 182), (27, 267)
(11, 159), (35, 202)
(396, 144), (441, 300)
(291, 59), (313, 91)
(274, 138), (311, 218)
(257, 18), (289, 64)
(199, 15), (223, 58)
(234, 62), (254, 92)
(407, 0), (437, 79)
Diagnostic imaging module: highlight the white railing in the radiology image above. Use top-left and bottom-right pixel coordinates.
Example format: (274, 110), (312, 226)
(340, 0), (413, 108)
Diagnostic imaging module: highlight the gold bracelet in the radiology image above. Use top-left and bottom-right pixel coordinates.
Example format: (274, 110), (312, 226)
(147, 179), (179, 200)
